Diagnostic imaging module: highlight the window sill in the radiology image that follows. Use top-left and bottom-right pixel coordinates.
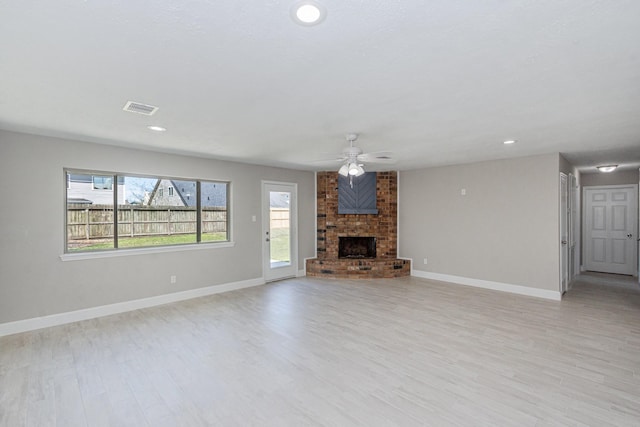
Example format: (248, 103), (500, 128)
(60, 241), (236, 262)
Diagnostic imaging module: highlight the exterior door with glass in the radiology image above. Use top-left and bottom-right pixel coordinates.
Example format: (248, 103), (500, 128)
(262, 181), (298, 281)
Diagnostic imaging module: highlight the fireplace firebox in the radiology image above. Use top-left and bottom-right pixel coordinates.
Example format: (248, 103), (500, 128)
(339, 237), (376, 259)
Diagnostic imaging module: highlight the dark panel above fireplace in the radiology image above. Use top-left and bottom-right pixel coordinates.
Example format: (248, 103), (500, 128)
(339, 237), (376, 259)
(338, 172), (378, 214)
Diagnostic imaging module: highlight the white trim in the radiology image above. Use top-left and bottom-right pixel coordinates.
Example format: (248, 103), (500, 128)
(61, 241), (235, 261)
(397, 170), (401, 257)
(0, 277), (264, 337)
(582, 184), (639, 191)
(560, 172), (568, 294)
(411, 269), (561, 301)
(314, 171), (318, 259)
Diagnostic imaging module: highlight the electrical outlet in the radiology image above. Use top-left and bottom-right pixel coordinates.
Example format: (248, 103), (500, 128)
(423, 258), (428, 265)
(170, 275), (177, 284)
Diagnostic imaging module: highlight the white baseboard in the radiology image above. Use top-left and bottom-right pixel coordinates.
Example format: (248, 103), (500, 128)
(0, 277), (265, 337)
(411, 270), (561, 301)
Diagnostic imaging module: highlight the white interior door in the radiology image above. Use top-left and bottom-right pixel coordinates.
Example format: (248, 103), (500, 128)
(560, 173), (569, 293)
(584, 185), (638, 275)
(262, 181), (298, 282)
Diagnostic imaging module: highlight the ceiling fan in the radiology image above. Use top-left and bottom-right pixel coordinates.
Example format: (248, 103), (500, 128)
(335, 133), (394, 177)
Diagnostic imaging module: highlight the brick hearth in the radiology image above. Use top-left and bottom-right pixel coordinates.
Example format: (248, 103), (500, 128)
(306, 171), (410, 279)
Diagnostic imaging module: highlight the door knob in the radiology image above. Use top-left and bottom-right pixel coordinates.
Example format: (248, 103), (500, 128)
(561, 240), (567, 245)
(628, 234), (633, 238)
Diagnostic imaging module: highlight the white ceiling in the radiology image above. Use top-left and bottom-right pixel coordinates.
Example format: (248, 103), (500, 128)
(1, 1), (639, 173)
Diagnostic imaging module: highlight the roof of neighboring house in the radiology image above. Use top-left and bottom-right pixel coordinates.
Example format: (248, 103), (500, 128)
(173, 180), (227, 207)
(149, 179), (227, 207)
(67, 198), (94, 204)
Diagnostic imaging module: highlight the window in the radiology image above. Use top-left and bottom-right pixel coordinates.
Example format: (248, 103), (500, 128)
(66, 169), (230, 253)
(92, 175), (113, 190)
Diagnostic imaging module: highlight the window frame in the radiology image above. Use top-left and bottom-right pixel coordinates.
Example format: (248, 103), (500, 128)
(64, 169), (231, 256)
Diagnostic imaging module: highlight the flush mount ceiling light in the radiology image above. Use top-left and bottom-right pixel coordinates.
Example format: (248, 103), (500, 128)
(291, 1), (326, 26)
(597, 165), (617, 173)
(147, 125), (166, 132)
(503, 139), (517, 145)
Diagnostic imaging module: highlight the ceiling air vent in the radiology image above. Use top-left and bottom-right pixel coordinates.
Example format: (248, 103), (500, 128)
(122, 101), (159, 116)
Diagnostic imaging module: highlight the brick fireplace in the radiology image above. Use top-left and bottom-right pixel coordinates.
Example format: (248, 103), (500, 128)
(306, 171), (410, 279)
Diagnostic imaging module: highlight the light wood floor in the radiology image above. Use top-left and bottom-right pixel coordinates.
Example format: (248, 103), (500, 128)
(1, 274), (639, 426)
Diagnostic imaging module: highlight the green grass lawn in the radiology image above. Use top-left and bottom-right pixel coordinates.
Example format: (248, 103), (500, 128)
(69, 232), (227, 251)
(269, 227), (290, 263)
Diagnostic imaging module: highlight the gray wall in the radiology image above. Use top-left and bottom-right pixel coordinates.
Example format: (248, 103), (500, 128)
(399, 153), (561, 291)
(0, 130), (315, 323)
(580, 169), (639, 187)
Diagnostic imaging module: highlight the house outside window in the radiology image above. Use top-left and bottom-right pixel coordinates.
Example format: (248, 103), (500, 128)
(92, 175), (113, 190)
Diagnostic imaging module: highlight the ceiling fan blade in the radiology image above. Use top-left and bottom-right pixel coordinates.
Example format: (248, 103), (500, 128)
(357, 151), (395, 163)
(310, 155), (348, 164)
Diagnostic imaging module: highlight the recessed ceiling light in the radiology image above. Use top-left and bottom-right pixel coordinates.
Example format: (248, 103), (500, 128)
(503, 140), (516, 145)
(596, 165), (617, 173)
(147, 125), (166, 132)
(291, 1), (326, 26)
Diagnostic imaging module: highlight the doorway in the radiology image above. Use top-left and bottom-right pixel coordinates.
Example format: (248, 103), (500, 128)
(583, 185), (638, 275)
(262, 181), (298, 282)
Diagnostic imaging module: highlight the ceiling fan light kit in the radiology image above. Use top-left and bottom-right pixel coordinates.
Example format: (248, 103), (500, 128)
(349, 163), (365, 176)
(338, 162), (364, 177)
(339, 134), (366, 177)
(333, 133), (394, 186)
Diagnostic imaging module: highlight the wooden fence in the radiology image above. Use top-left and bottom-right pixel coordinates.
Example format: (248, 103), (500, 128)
(269, 208), (290, 229)
(67, 204), (227, 240)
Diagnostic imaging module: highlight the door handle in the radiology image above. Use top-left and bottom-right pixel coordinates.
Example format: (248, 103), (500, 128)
(627, 233), (633, 238)
(266, 238), (270, 242)
(561, 240), (567, 245)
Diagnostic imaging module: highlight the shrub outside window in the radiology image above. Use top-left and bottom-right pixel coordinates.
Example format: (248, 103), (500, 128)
(66, 170), (229, 253)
